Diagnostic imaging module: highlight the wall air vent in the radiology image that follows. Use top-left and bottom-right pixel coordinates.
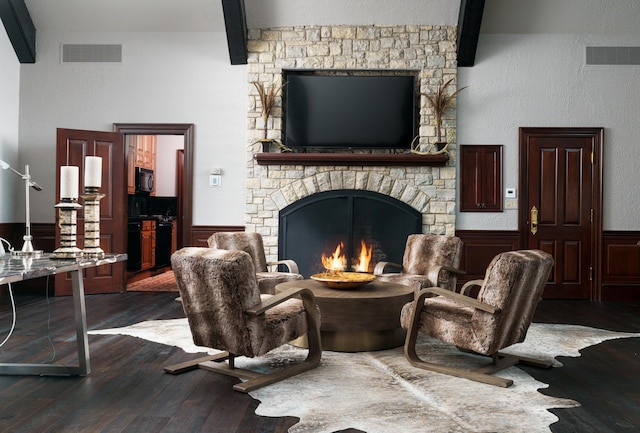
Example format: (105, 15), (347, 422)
(586, 46), (640, 65)
(62, 44), (122, 63)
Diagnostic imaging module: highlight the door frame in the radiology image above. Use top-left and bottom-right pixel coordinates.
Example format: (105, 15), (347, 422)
(113, 123), (194, 249)
(518, 127), (603, 300)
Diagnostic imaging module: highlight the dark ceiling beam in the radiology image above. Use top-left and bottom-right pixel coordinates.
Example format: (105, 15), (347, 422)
(0, 0), (36, 63)
(222, 0), (248, 65)
(457, 0), (485, 67)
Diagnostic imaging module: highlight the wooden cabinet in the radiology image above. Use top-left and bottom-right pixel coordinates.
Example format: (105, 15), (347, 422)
(134, 135), (156, 171)
(127, 140), (136, 194)
(460, 145), (503, 212)
(171, 219), (177, 254)
(140, 219), (156, 271)
(127, 135), (157, 196)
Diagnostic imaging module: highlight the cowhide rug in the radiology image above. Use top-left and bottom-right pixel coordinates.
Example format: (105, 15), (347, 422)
(90, 320), (640, 433)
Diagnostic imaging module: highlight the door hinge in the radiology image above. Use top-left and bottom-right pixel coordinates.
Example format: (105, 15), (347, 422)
(590, 208), (594, 223)
(591, 151), (594, 164)
(589, 266), (594, 281)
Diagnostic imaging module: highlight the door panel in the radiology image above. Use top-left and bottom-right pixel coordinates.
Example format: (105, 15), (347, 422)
(520, 128), (603, 299)
(55, 128), (126, 295)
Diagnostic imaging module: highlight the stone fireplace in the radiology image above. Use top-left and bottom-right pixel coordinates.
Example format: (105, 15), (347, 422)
(245, 24), (458, 263)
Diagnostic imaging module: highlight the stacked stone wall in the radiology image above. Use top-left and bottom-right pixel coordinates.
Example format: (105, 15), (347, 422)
(245, 25), (458, 260)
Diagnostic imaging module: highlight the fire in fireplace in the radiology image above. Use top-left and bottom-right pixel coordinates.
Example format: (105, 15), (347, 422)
(279, 189), (422, 277)
(321, 240), (373, 273)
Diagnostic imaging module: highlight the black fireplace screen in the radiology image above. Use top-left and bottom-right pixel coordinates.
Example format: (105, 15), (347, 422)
(278, 189), (422, 277)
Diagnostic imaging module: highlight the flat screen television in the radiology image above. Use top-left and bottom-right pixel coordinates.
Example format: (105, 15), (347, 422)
(284, 72), (417, 150)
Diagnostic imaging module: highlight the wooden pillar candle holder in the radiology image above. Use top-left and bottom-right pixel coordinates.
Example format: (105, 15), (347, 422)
(80, 187), (105, 258)
(51, 199), (84, 259)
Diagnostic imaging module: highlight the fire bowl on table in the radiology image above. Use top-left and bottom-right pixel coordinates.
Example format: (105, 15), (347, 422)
(310, 271), (376, 290)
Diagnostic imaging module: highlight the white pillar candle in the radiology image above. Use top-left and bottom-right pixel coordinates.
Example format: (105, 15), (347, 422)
(60, 166), (79, 199)
(84, 156), (102, 188)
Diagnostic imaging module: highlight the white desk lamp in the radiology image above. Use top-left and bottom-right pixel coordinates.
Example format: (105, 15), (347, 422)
(0, 159), (44, 257)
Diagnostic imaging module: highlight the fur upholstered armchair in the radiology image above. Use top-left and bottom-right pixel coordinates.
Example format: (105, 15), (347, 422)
(374, 234), (465, 292)
(164, 247), (322, 393)
(208, 231), (303, 294)
(400, 249), (554, 387)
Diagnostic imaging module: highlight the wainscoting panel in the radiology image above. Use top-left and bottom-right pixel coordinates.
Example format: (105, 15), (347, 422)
(455, 230), (520, 288)
(602, 231), (640, 301)
(1, 223), (63, 255)
(190, 225), (244, 247)
(0, 223), (56, 293)
(4, 224), (639, 300)
(0, 223), (23, 249)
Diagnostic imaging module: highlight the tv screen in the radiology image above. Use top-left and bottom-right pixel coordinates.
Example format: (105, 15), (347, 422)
(284, 73), (416, 150)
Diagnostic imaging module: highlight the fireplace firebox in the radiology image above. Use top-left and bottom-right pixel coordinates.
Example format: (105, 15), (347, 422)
(278, 190), (422, 278)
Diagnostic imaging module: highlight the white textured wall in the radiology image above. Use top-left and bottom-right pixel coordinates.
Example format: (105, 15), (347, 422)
(155, 135), (184, 197)
(6, 0), (461, 227)
(9, 24), (640, 232)
(457, 33), (640, 231)
(0, 31), (20, 223)
(18, 31), (247, 224)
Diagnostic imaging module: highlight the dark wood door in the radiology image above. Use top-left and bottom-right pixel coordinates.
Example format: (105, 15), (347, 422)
(519, 127), (603, 299)
(55, 128), (126, 295)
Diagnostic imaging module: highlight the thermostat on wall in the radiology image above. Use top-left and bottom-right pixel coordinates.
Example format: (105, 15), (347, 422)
(209, 175), (221, 187)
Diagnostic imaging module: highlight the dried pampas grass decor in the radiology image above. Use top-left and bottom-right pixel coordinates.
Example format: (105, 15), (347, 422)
(422, 77), (467, 143)
(252, 81), (291, 152)
(411, 77), (467, 155)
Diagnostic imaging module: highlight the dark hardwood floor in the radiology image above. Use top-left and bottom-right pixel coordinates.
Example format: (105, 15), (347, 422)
(0, 287), (639, 433)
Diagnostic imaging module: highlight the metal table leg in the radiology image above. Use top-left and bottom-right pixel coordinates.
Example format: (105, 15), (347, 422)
(0, 269), (90, 376)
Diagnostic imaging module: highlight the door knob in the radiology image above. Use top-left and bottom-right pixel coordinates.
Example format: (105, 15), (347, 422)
(530, 206), (538, 235)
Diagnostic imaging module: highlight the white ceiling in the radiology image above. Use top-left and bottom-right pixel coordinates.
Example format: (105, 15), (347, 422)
(23, 0), (640, 35)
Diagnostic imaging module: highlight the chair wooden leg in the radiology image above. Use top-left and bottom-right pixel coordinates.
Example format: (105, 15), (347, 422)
(404, 334), (514, 387)
(165, 291), (324, 394)
(403, 293), (513, 387)
(233, 291), (323, 393)
(164, 352), (230, 375)
(165, 287), (323, 393)
(405, 330), (551, 387)
(510, 352), (553, 369)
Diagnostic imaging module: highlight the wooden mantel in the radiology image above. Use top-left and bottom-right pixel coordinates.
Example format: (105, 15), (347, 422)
(254, 152), (448, 166)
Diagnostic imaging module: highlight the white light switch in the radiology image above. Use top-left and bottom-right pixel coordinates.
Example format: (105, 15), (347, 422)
(505, 199), (518, 209)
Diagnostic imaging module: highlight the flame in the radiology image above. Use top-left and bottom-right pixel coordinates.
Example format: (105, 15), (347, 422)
(321, 240), (373, 273)
(352, 240), (373, 272)
(322, 242), (347, 271)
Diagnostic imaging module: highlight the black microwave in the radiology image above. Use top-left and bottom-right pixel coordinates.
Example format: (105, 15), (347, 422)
(135, 167), (154, 193)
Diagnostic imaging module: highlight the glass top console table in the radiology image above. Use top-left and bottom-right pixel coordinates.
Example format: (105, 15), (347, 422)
(0, 253), (127, 376)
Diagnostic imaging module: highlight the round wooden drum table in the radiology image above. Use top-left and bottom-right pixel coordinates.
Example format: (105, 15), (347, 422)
(276, 279), (414, 352)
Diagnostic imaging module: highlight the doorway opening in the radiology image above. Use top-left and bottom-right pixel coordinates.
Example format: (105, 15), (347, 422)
(113, 123), (194, 250)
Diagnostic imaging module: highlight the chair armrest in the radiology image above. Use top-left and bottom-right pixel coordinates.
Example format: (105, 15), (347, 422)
(373, 261), (402, 275)
(425, 265), (466, 289)
(440, 264), (466, 275)
(414, 286), (500, 314)
(245, 286), (316, 316)
(460, 279), (484, 296)
(266, 259), (299, 274)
